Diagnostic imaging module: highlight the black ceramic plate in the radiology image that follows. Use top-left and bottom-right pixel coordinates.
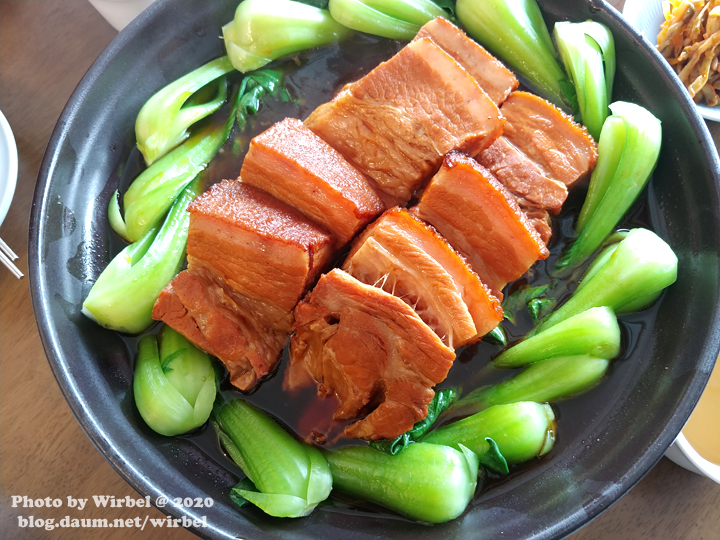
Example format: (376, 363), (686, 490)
(30, 1), (720, 539)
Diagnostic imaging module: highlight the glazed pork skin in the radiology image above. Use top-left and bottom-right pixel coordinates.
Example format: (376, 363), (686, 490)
(305, 37), (502, 205)
(153, 180), (335, 391)
(289, 269), (455, 440)
(240, 118), (385, 245)
(413, 17), (518, 105)
(153, 271), (287, 391)
(501, 91), (598, 188)
(412, 152), (549, 298)
(343, 208), (503, 349)
(186, 180), (335, 314)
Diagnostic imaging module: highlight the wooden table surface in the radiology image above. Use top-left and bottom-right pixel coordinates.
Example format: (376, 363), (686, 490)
(0, 1), (718, 539)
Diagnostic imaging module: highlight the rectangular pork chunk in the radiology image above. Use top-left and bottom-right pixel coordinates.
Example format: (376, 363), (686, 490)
(305, 37), (502, 205)
(501, 91), (598, 188)
(343, 208), (502, 349)
(478, 136), (568, 212)
(153, 271), (287, 391)
(240, 118), (385, 245)
(412, 152), (549, 298)
(289, 269), (455, 440)
(414, 17), (518, 105)
(153, 180), (335, 391)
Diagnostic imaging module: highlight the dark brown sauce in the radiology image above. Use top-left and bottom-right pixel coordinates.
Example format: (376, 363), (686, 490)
(112, 34), (665, 519)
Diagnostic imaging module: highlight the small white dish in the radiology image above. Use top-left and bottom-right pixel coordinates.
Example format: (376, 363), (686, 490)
(665, 433), (720, 484)
(622, 0), (720, 122)
(88, 0), (158, 31)
(0, 109), (18, 228)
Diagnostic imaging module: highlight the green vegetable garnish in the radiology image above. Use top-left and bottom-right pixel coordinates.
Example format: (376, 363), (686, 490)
(215, 399), (332, 518)
(133, 327), (216, 436)
(483, 325), (507, 347)
(328, 0), (447, 40)
(503, 283), (551, 325)
(495, 306), (621, 368)
(325, 442), (479, 523)
(451, 355), (610, 418)
(135, 56), (234, 166)
(370, 388), (457, 455)
(82, 177), (202, 334)
(554, 21), (616, 140)
(538, 228), (677, 335)
(222, 0), (352, 73)
(422, 401), (555, 467)
(456, 0), (572, 108)
(557, 102), (662, 271)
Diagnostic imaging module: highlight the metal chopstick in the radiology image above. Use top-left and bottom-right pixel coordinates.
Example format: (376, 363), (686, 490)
(0, 237), (18, 261)
(0, 250), (23, 279)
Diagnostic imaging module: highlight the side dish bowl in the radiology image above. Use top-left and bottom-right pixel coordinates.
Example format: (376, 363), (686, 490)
(29, 1), (720, 539)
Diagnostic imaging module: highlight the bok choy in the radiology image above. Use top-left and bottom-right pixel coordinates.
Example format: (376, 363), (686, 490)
(554, 21), (616, 140)
(82, 177), (202, 334)
(215, 399), (332, 518)
(495, 306), (621, 368)
(328, 0), (447, 40)
(134, 327), (216, 436)
(456, 0), (571, 108)
(222, 0), (351, 73)
(538, 228), (677, 334)
(557, 102), (662, 271)
(451, 356), (610, 418)
(422, 401), (555, 466)
(135, 56), (234, 166)
(325, 443), (479, 523)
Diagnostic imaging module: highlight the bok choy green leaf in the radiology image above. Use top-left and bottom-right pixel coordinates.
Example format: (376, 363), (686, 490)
(215, 399), (332, 518)
(325, 443), (479, 523)
(136, 56), (234, 166)
(222, 0), (352, 73)
(133, 327), (216, 436)
(554, 21), (616, 140)
(456, 0), (571, 108)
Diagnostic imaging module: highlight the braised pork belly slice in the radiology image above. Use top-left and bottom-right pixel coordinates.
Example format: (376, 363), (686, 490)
(305, 37), (502, 205)
(240, 118), (385, 245)
(501, 92), (598, 188)
(478, 136), (568, 212)
(289, 269), (455, 440)
(342, 208), (502, 349)
(414, 17), (518, 105)
(412, 152), (549, 298)
(153, 271), (287, 391)
(153, 180), (334, 392)
(186, 180), (335, 313)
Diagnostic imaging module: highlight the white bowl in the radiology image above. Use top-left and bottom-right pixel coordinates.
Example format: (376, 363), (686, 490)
(622, 0), (720, 122)
(665, 432), (720, 483)
(0, 110), (18, 228)
(88, 0), (158, 31)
